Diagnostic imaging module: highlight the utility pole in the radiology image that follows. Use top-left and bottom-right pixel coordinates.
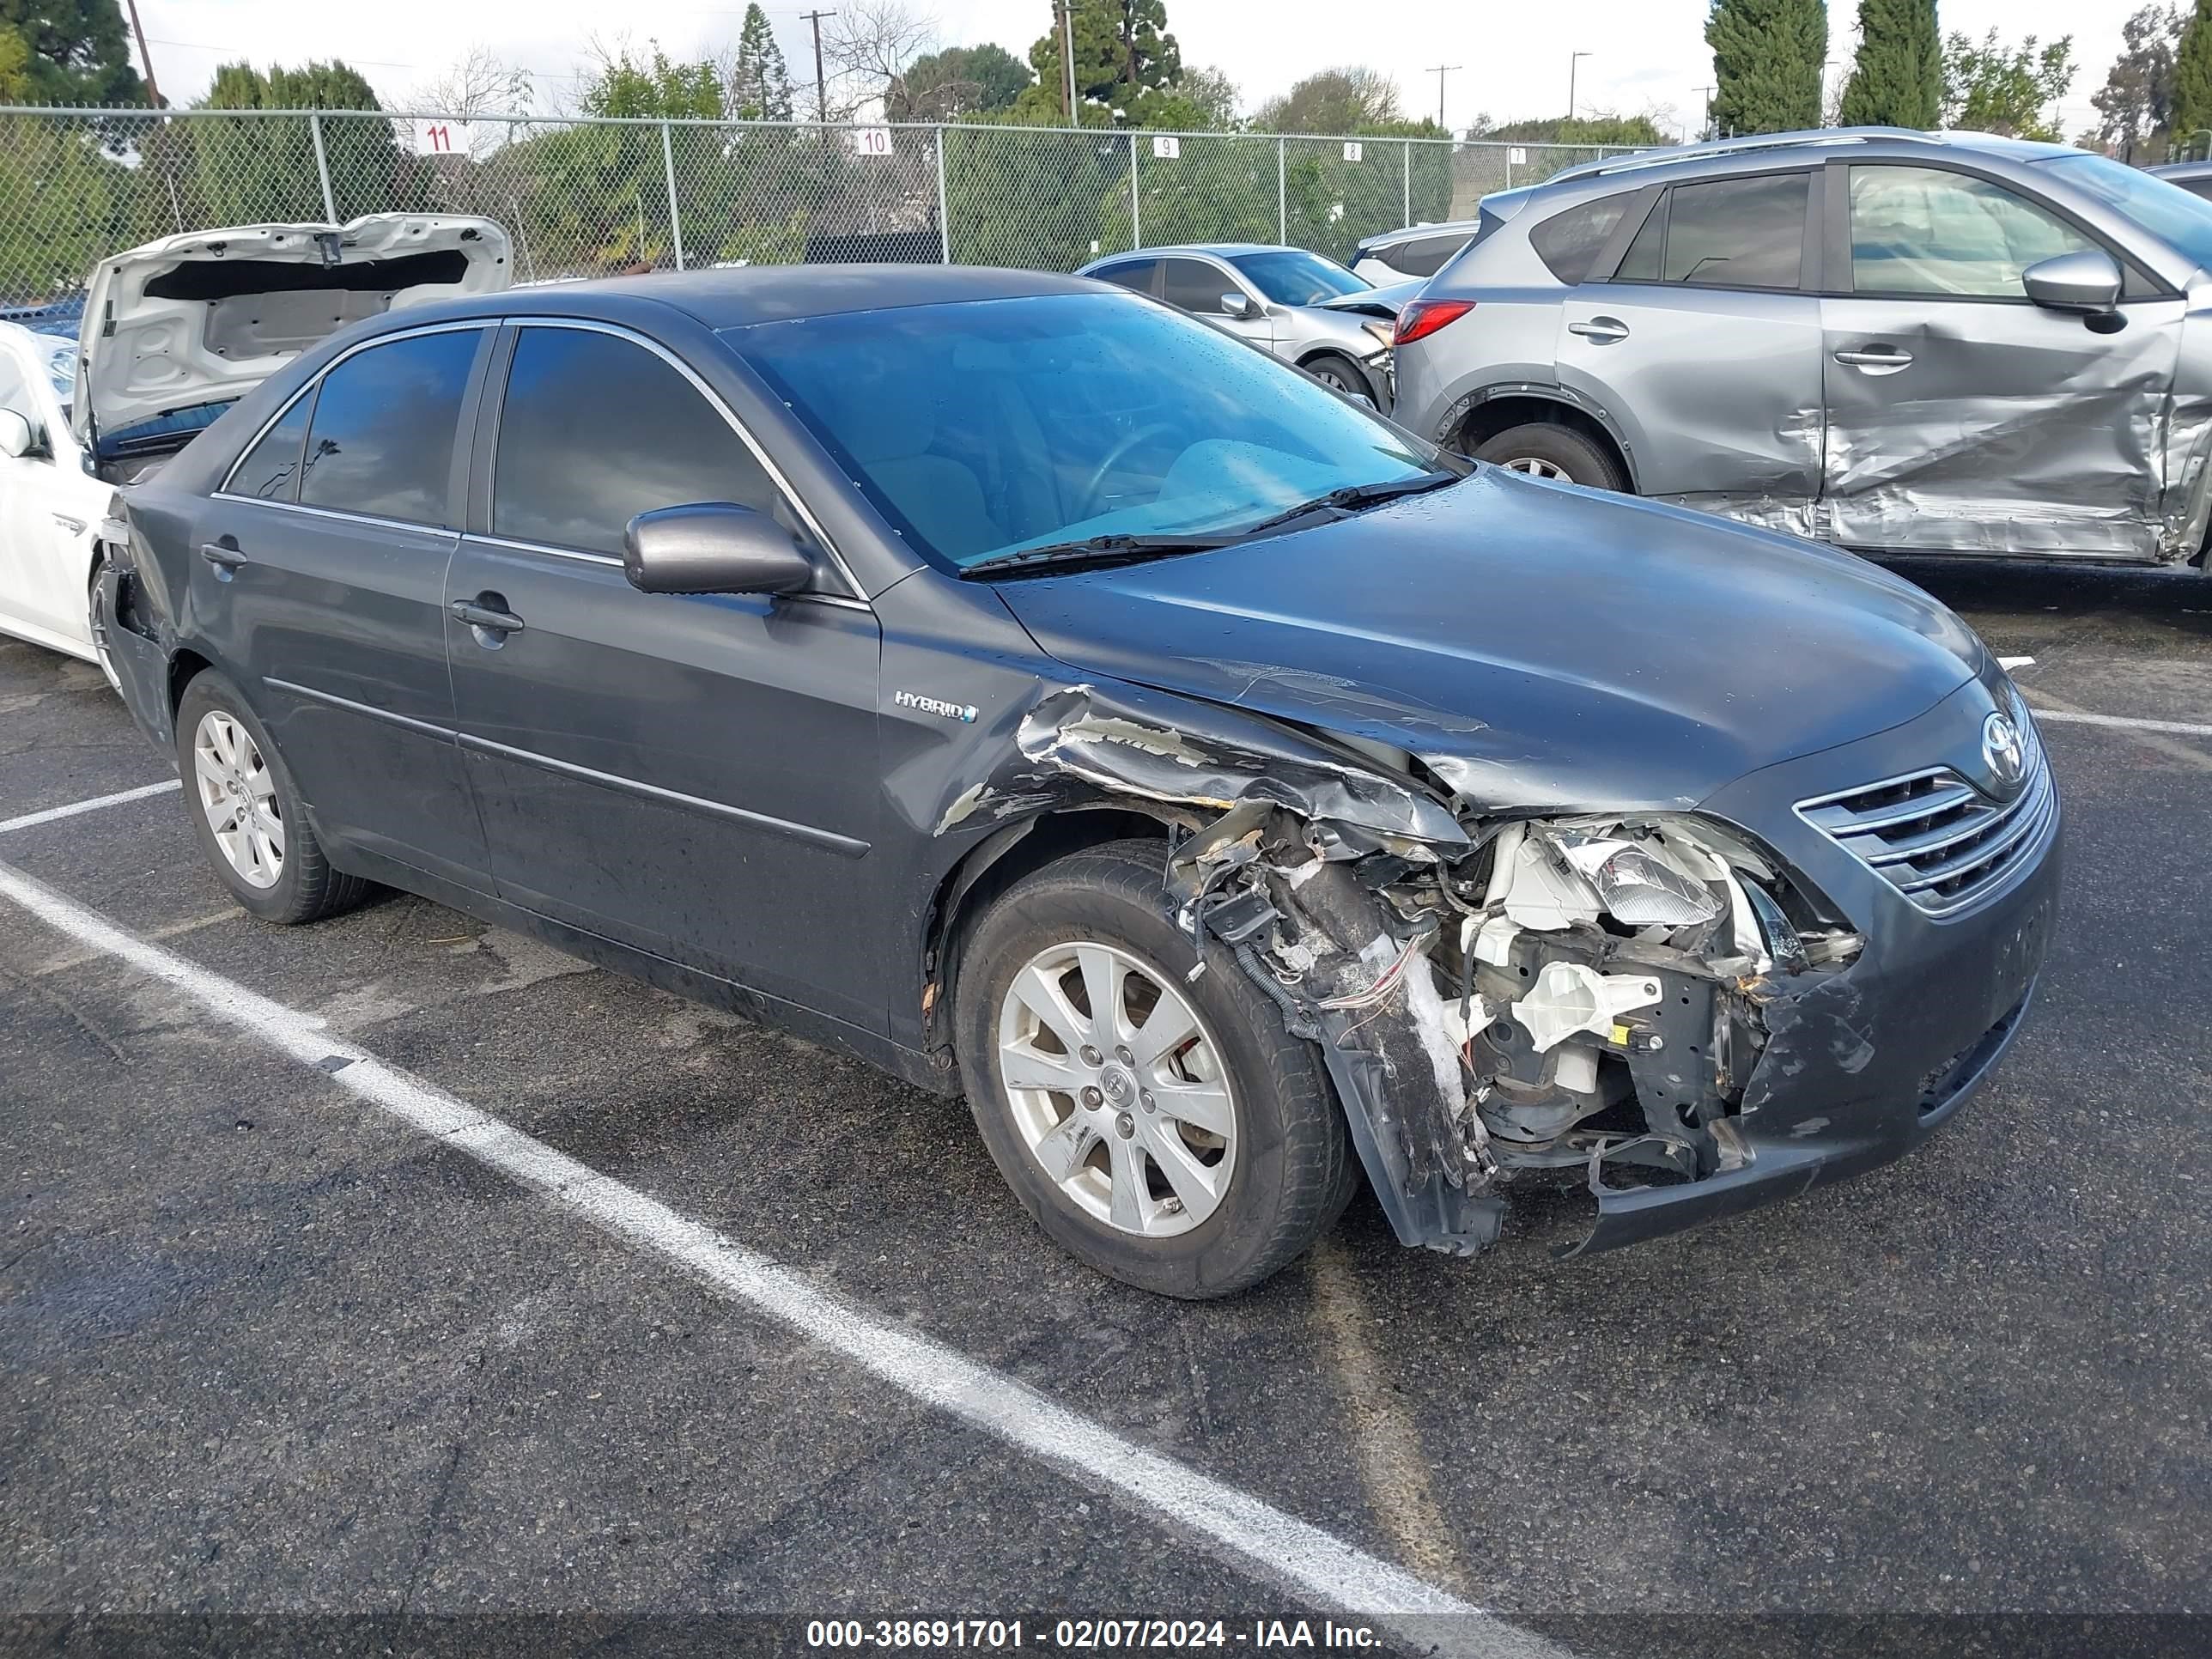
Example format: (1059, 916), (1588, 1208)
(1568, 51), (1591, 120)
(122, 0), (161, 106)
(1696, 85), (1715, 140)
(802, 9), (836, 128)
(1426, 63), (1461, 132)
(1060, 1), (1078, 125)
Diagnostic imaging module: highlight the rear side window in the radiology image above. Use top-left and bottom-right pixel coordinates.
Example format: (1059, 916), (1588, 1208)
(1656, 173), (1808, 289)
(492, 327), (778, 556)
(1528, 197), (1632, 286)
(228, 394), (312, 501)
(1163, 258), (1234, 313)
(1389, 233), (1473, 279)
(1091, 258), (1158, 295)
(298, 330), (479, 525)
(2181, 178), (2212, 203)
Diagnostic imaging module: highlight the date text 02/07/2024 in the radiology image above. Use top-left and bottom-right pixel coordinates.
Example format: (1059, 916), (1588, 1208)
(802, 1619), (1385, 1650)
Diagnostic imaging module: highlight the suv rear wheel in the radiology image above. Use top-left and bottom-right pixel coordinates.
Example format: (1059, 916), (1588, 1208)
(953, 839), (1357, 1297)
(1473, 422), (1628, 491)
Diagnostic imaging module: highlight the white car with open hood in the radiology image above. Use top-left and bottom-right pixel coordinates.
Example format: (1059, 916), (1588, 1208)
(0, 214), (511, 684)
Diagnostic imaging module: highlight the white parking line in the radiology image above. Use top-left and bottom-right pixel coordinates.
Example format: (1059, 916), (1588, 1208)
(2030, 708), (2212, 739)
(0, 851), (1565, 1658)
(0, 778), (179, 836)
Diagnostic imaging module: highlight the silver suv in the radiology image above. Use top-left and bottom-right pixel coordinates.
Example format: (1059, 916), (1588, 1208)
(1392, 128), (2212, 565)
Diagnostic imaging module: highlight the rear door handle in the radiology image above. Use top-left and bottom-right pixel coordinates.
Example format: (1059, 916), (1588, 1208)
(198, 541), (248, 571)
(450, 599), (526, 635)
(1567, 317), (1630, 343)
(1835, 346), (1914, 369)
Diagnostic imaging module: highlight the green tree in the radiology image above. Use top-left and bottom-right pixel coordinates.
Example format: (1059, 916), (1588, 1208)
(1251, 67), (1402, 133)
(1838, 0), (1941, 128)
(1016, 0), (1182, 125)
(0, 0), (144, 106)
(191, 59), (429, 224)
(1942, 28), (2075, 140)
(1707, 0), (1827, 135)
(730, 3), (795, 121)
(892, 43), (1031, 118)
(1466, 112), (1666, 146)
(2091, 5), (2183, 159)
(2175, 0), (2212, 150)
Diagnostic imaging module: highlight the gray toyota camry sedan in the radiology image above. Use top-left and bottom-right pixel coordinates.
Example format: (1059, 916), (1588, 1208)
(97, 266), (2058, 1297)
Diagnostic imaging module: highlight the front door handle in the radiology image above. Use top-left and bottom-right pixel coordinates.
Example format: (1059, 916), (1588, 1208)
(198, 540), (248, 570)
(450, 598), (526, 636)
(51, 513), (86, 534)
(1835, 346), (1914, 370)
(1568, 317), (1631, 343)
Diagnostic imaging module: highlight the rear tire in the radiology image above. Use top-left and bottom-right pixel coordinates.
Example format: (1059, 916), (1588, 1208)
(174, 669), (374, 925)
(953, 839), (1356, 1298)
(1473, 421), (1628, 490)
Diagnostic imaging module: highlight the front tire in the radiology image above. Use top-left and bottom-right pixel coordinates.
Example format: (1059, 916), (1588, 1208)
(1472, 421), (1628, 490)
(175, 670), (372, 924)
(953, 839), (1356, 1298)
(1303, 351), (1378, 405)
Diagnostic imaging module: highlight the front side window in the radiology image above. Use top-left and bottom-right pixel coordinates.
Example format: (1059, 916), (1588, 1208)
(1227, 249), (1370, 305)
(298, 329), (480, 525)
(1529, 195), (1632, 286)
(34, 335), (74, 414)
(730, 291), (1437, 572)
(1163, 258), (1237, 313)
(492, 327), (778, 557)
(228, 394), (312, 501)
(1850, 166), (2097, 298)
(0, 354), (28, 423)
(1650, 173), (1808, 290)
(2037, 151), (2212, 273)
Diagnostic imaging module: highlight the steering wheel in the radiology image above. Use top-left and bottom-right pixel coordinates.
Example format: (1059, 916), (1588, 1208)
(1076, 422), (1182, 519)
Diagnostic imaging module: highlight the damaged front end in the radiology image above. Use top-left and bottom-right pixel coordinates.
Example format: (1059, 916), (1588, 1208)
(951, 683), (1869, 1260)
(1168, 795), (1860, 1258)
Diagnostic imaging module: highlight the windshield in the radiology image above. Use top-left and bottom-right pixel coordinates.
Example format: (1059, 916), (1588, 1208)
(2035, 152), (2212, 272)
(729, 292), (1433, 572)
(1227, 250), (1371, 306)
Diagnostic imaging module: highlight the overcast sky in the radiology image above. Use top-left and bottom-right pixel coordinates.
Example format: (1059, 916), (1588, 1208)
(132, 0), (2124, 141)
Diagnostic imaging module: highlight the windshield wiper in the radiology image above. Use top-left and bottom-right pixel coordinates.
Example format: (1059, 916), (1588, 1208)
(1233, 468), (1463, 538)
(958, 532), (1240, 580)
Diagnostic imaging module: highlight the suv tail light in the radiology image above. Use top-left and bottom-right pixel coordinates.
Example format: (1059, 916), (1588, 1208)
(1393, 299), (1474, 347)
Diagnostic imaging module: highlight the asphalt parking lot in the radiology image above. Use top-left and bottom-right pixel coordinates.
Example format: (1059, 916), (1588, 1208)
(2, 556), (2208, 1659)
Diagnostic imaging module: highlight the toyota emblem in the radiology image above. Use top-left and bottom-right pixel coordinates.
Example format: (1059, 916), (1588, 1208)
(1982, 711), (2027, 793)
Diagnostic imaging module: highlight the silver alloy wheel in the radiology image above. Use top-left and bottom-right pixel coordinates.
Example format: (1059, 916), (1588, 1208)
(997, 939), (1237, 1237)
(191, 710), (284, 889)
(1503, 455), (1570, 480)
(1309, 361), (1358, 392)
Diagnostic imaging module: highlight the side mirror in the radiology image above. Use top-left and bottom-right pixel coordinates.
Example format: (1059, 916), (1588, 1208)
(0, 409), (35, 459)
(623, 501), (815, 596)
(2022, 248), (2123, 314)
(1218, 291), (1257, 319)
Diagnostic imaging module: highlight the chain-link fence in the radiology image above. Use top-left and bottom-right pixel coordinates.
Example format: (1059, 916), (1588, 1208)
(0, 105), (1645, 310)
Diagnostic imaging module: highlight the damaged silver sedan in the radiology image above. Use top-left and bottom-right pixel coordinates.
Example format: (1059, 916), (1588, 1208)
(100, 266), (2058, 1298)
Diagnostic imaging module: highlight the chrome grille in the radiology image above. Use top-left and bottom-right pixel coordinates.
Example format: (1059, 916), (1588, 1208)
(1796, 746), (2055, 916)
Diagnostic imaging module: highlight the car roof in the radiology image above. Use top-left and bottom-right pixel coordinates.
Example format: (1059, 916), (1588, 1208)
(1097, 244), (1293, 260)
(1543, 126), (2075, 189)
(389, 264), (1109, 333)
(2150, 160), (2212, 180)
(1364, 220), (1480, 246)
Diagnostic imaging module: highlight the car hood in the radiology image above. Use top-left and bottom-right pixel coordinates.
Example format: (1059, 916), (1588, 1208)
(73, 214), (511, 452)
(992, 468), (1990, 815)
(1315, 278), (1422, 318)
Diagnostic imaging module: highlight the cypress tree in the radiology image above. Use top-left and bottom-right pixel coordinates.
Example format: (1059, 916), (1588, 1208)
(1839, 0), (1942, 129)
(2175, 0), (2212, 149)
(1708, 0), (1829, 136)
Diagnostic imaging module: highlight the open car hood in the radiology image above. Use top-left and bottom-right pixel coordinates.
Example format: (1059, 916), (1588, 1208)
(72, 214), (511, 453)
(1315, 278), (1422, 318)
